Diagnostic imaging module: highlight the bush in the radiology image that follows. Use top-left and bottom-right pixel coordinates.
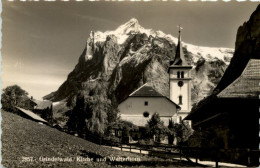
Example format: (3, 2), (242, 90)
(138, 139), (154, 146)
(122, 125), (130, 137)
(103, 136), (121, 146)
(105, 120), (138, 137)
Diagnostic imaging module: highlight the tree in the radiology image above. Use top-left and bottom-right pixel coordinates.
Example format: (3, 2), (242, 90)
(168, 118), (175, 144)
(66, 80), (119, 139)
(85, 95), (108, 136)
(66, 94), (87, 135)
(107, 104), (119, 124)
(66, 93), (109, 138)
(121, 125), (130, 143)
(1, 85), (29, 112)
(42, 104), (53, 123)
(145, 112), (169, 142)
(174, 121), (193, 145)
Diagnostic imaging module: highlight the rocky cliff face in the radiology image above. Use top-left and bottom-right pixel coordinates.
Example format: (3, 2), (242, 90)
(44, 18), (234, 107)
(189, 4), (259, 117)
(215, 5), (260, 93)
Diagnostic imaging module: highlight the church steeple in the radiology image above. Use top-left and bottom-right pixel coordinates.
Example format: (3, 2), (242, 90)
(170, 26), (188, 66)
(168, 26), (192, 124)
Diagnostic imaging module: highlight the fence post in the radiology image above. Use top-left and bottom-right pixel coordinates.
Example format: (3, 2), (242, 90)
(195, 147), (198, 164)
(130, 144), (131, 152)
(180, 146), (182, 161)
(247, 148), (251, 166)
(215, 149), (218, 168)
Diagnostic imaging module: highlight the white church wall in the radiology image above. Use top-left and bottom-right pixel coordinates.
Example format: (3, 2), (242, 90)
(120, 115), (150, 126)
(120, 115), (174, 127)
(118, 97), (177, 126)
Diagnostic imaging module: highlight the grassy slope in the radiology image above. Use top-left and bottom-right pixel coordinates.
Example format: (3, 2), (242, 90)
(1, 110), (195, 168)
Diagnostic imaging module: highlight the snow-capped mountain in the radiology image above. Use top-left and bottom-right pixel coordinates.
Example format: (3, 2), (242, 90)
(44, 18), (234, 107)
(89, 18), (233, 64)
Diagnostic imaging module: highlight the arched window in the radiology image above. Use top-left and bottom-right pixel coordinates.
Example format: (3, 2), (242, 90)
(181, 71), (184, 78)
(177, 71), (180, 78)
(179, 116), (182, 122)
(179, 95), (183, 105)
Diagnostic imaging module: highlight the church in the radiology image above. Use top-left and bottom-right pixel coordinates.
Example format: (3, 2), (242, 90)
(118, 83), (181, 126)
(118, 27), (192, 127)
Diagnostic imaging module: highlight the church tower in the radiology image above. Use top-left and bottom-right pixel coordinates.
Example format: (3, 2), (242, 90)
(168, 26), (192, 123)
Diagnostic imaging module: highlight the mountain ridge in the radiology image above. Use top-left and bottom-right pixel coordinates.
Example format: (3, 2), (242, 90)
(90, 18), (233, 64)
(44, 18), (234, 107)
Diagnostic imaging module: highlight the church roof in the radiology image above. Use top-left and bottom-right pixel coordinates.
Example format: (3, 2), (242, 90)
(129, 84), (164, 97)
(217, 59), (260, 99)
(127, 83), (181, 109)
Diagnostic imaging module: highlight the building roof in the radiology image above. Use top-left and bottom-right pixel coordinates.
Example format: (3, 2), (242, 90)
(16, 107), (48, 123)
(32, 99), (52, 110)
(129, 83), (164, 97)
(185, 59), (260, 121)
(126, 83), (180, 109)
(217, 59), (260, 99)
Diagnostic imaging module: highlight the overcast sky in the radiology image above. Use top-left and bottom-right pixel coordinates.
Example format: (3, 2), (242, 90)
(1, 1), (258, 100)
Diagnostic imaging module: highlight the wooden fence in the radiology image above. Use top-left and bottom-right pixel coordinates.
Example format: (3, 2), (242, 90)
(106, 142), (260, 167)
(65, 131), (259, 167)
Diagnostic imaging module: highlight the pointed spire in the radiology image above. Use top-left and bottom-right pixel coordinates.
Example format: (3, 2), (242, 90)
(170, 25), (188, 66)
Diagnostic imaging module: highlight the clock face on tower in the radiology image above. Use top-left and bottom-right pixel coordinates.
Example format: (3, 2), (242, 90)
(178, 81), (184, 87)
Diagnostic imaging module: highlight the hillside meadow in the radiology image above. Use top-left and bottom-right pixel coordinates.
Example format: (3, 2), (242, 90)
(1, 110), (196, 167)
